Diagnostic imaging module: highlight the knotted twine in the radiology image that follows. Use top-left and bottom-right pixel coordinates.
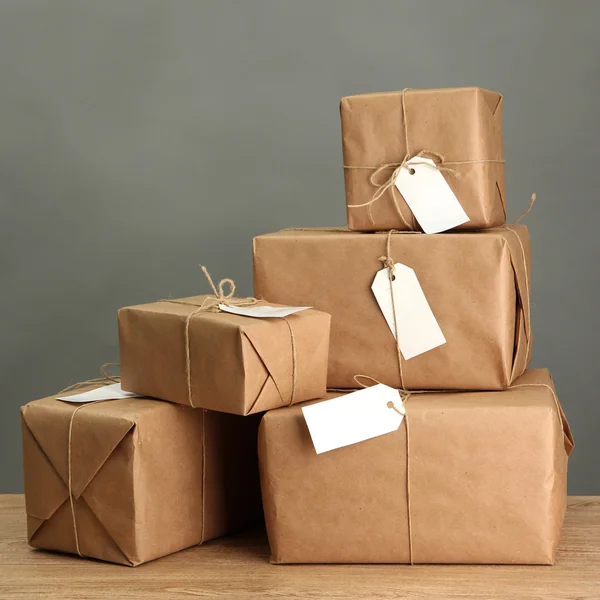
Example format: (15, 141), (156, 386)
(343, 88), (506, 228)
(351, 374), (569, 565)
(162, 266), (299, 408)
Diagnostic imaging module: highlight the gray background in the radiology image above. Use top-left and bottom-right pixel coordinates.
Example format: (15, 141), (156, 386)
(1, 0), (598, 493)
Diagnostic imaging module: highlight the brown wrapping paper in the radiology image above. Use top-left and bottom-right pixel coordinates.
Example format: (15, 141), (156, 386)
(21, 388), (262, 566)
(341, 87), (506, 231)
(253, 226), (531, 391)
(258, 369), (573, 565)
(118, 297), (331, 415)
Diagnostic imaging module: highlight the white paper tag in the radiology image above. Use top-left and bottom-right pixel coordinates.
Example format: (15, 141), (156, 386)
(218, 304), (311, 319)
(302, 384), (404, 454)
(395, 156), (469, 234)
(371, 263), (446, 360)
(57, 383), (142, 403)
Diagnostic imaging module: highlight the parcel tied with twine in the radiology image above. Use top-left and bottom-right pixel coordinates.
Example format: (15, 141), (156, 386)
(118, 267), (331, 416)
(253, 224), (531, 391)
(341, 87), (506, 232)
(20, 379), (262, 566)
(258, 368), (574, 565)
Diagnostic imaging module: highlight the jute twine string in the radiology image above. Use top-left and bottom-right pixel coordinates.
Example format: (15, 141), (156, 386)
(282, 317), (298, 406)
(376, 230), (405, 389)
(343, 88), (506, 227)
(58, 362), (120, 396)
(497, 193), (536, 363)
(67, 404), (85, 556)
(282, 192), (534, 237)
(352, 374), (431, 565)
(351, 375), (567, 565)
(512, 192), (536, 225)
(56, 363), (121, 558)
(353, 375), (414, 563)
(502, 222), (532, 360)
(162, 266), (298, 408)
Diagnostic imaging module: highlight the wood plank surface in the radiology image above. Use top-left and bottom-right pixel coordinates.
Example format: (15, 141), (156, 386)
(0, 495), (598, 599)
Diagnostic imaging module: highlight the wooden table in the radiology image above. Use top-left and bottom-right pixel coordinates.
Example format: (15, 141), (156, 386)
(1, 495), (599, 599)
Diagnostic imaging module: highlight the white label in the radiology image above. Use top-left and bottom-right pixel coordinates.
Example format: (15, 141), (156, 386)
(218, 304), (311, 319)
(302, 384), (404, 454)
(372, 263), (446, 360)
(57, 383), (142, 403)
(395, 156), (470, 234)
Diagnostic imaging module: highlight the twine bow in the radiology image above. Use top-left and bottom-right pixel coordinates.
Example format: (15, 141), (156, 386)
(354, 151), (461, 229)
(177, 265), (258, 314)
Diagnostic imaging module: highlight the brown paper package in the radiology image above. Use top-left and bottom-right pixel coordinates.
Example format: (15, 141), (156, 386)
(253, 226), (531, 391)
(118, 298), (331, 415)
(21, 388), (262, 566)
(258, 369), (574, 565)
(341, 87), (505, 231)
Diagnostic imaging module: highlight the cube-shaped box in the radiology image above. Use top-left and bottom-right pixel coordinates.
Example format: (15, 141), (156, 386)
(254, 225), (531, 391)
(341, 87), (506, 231)
(21, 388), (262, 566)
(119, 298), (331, 415)
(258, 369), (573, 564)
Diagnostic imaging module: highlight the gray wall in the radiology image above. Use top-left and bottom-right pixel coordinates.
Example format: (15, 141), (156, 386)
(1, 0), (598, 494)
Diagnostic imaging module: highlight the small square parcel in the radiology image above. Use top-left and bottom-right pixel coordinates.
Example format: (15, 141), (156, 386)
(341, 87), (506, 232)
(258, 369), (573, 565)
(253, 225), (531, 391)
(21, 388), (262, 566)
(119, 298), (331, 415)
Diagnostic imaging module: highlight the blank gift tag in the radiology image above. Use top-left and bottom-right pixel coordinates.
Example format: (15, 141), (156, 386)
(395, 156), (469, 234)
(372, 263), (446, 360)
(57, 383), (142, 403)
(302, 384), (404, 454)
(218, 304), (311, 319)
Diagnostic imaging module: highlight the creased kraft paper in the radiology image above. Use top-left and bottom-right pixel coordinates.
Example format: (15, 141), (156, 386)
(119, 298), (331, 415)
(253, 226), (531, 391)
(341, 87), (505, 231)
(21, 388), (262, 566)
(258, 369), (573, 565)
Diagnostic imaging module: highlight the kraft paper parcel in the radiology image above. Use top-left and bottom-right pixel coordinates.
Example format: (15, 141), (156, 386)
(253, 226), (531, 391)
(341, 87), (505, 232)
(22, 387), (262, 566)
(258, 369), (573, 565)
(119, 298), (331, 415)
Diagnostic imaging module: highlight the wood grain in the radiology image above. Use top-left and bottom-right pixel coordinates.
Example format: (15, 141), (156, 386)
(0, 495), (599, 599)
